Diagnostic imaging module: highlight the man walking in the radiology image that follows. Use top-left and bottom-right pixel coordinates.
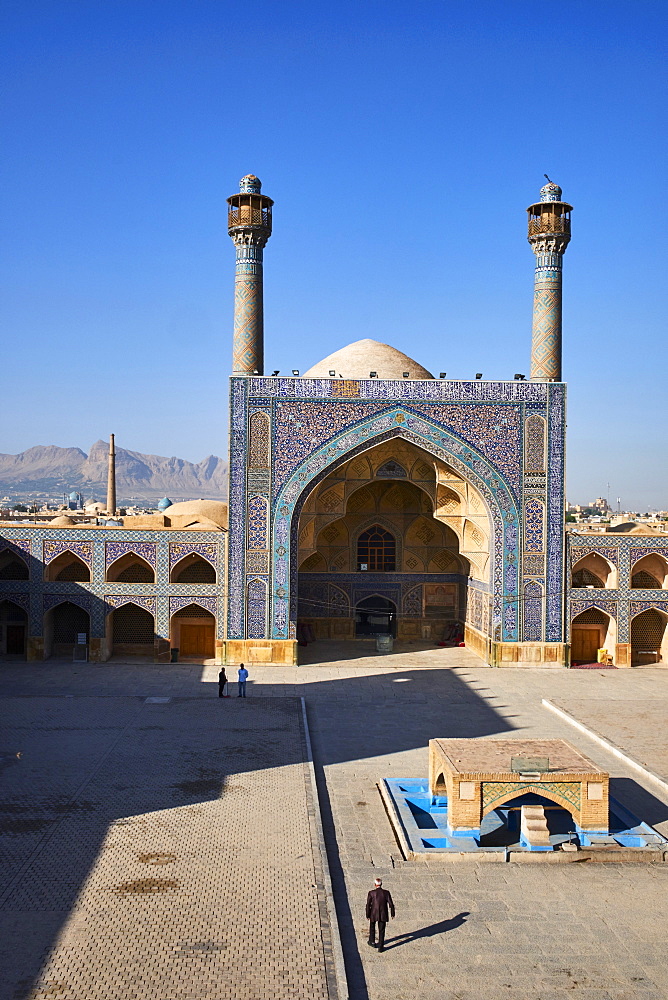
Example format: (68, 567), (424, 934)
(237, 663), (249, 698)
(366, 877), (395, 952)
(218, 667), (228, 698)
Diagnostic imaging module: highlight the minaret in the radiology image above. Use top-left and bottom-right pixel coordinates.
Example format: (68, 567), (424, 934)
(106, 433), (116, 515)
(527, 179), (572, 381)
(227, 174), (273, 375)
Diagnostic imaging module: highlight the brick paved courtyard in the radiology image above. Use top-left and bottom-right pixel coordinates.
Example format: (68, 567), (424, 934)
(1, 646), (667, 1000)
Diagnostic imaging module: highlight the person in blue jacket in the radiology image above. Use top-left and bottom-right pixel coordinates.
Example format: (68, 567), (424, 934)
(237, 663), (249, 697)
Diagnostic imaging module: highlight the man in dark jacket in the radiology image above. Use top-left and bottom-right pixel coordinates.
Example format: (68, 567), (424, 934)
(366, 878), (395, 952)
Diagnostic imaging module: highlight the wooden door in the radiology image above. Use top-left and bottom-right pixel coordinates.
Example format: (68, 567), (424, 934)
(179, 624), (214, 657)
(571, 627), (600, 663)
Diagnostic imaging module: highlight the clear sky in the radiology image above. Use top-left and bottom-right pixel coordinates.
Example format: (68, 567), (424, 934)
(1, 0), (666, 508)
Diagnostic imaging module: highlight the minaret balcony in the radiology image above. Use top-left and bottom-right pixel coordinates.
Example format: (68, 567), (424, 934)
(228, 206), (272, 230)
(528, 216), (571, 238)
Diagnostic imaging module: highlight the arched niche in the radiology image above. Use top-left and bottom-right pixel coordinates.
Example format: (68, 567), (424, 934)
(106, 552), (155, 584)
(630, 607), (668, 665)
(571, 607), (616, 664)
(0, 599), (28, 658)
(630, 553), (668, 589)
(170, 603), (215, 658)
(571, 553), (617, 589)
(0, 550), (29, 580)
(170, 554), (216, 584)
(109, 602), (155, 657)
(44, 601), (90, 658)
(45, 551), (90, 582)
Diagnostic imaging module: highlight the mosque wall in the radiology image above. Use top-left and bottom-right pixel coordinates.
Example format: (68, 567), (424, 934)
(568, 533), (668, 667)
(226, 375), (567, 665)
(0, 525), (226, 663)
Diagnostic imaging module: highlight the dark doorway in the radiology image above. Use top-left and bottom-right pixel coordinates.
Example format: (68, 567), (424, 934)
(0, 600), (28, 659)
(355, 596), (396, 637)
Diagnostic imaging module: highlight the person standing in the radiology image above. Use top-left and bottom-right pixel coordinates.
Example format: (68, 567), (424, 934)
(237, 663), (249, 698)
(218, 667), (228, 698)
(366, 877), (395, 952)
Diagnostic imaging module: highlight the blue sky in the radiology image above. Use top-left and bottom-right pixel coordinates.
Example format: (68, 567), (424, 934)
(1, 0), (666, 507)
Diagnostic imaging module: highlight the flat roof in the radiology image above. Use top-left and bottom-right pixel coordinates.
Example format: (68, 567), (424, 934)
(430, 738), (605, 776)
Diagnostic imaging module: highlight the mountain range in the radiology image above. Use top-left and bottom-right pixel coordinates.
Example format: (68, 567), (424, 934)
(0, 442), (228, 501)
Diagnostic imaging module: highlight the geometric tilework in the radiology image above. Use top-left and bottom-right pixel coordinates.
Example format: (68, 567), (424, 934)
(524, 499), (544, 552)
(43, 538), (93, 568)
(105, 541), (157, 571)
(0, 524), (225, 643)
(43, 592), (91, 613)
(247, 577), (268, 639)
(225, 374), (567, 651)
(169, 542), (217, 570)
(482, 780), (581, 814)
(523, 580), (543, 641)
(524, 413), (546, 472)
(169, 595), (217, 616)
(105, 595), (156, 614)
(247, 495), (268, 550)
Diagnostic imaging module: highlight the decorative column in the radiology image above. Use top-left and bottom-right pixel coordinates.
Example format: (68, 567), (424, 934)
(527, 179), (572, 381)
(227, 175), (273, 375)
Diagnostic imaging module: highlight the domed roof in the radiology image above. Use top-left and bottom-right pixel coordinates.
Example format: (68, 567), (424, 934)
(157, 497), (173, 511)
(302, 339), (434, 380)
(51, 515), (76, 525)
(165, 499), (228, 528)
(239, 174), (261, 193)
(540, 179), (562, 202)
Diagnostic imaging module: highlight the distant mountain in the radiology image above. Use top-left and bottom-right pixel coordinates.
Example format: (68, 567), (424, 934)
(0, 442), (228, 501)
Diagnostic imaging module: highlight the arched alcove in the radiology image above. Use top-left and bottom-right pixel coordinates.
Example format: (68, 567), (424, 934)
(571, 607), (616, 664)
(170, 554), (216, 584)
(355, 595), (397, 637)
(631, 608), (668, 665)
(631, 554), (668, 589)
(45, 551), (90, 582)
(170, 604), (215, 658)
(106, 553), (155, 584)
(44, 601), (90, 658)
(571, 553), (617, 589)
(0, 550), (29, 580)
(0, 600), (28, 659)
(110, 602), (155, 657)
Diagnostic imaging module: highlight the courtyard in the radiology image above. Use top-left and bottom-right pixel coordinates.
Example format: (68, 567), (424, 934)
(1, 645), (667, 1000)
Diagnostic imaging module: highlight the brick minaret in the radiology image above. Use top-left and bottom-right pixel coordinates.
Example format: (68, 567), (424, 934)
(227, 175), (273, 375)
(527, 179), (572, 381)
(106, 433), (116, 515)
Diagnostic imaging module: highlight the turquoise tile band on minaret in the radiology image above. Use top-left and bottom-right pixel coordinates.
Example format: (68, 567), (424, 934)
(227, 174), (273, 376)
(527, 180), (572, 382)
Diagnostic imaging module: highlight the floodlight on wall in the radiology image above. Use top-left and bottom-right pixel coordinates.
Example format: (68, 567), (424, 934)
(271, 370), (280, 376)
(514, 373), (526, 380)
(369, 371), (378, 378)
(329, 370), (336, 376)
(439, 373), (447, 379)
(402, 372), (410, 378)
(475, 373), (483, 380)
(292, 369), (300, 376)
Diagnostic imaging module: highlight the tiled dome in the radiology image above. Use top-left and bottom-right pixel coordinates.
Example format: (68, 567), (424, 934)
(302, 339), (434, 380)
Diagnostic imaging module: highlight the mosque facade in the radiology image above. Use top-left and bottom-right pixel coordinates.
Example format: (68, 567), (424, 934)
(2, 176), (668, 667)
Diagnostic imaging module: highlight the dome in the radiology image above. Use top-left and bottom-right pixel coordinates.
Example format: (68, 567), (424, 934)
(239, 174), (261, 193)
(68, 491), (79, 501)
(84, 501), (105, 513)
(157, 497), (173, 511)
(51, 515), (76, 526)
(164, 499), (228, 528)
(540, 179), (562, 202)
(302, 339), (434, 380)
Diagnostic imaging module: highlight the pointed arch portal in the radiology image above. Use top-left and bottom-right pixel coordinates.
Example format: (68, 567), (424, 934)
(267, 411), (521, 643)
